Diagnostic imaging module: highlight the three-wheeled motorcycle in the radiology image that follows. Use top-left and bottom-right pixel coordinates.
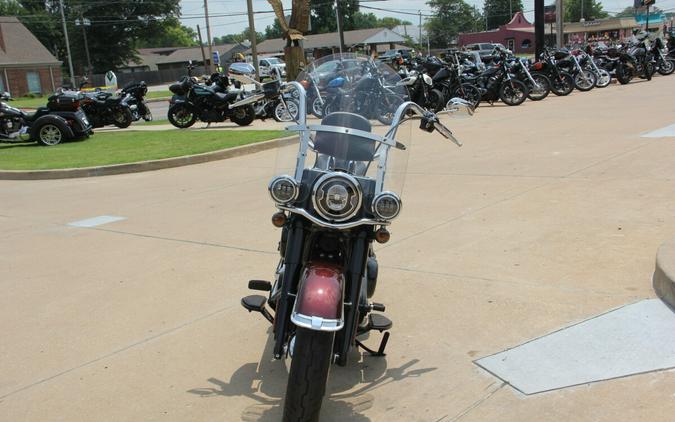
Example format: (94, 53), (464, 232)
(240, 54), (473, 422)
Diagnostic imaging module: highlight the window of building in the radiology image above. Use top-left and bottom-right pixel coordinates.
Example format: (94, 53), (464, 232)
(507, 39), (515, 51)
(26, 71), (42, 94)
(521, 39), (532, 48)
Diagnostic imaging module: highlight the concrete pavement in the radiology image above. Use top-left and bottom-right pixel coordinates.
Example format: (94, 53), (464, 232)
(2, 76), (675, 421)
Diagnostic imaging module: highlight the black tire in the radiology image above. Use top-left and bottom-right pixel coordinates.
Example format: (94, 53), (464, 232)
(616, 64), (632, 84)
(657, 59), (675, 76)
(550, 72), (575, 96)
(452, 83), (481, 109)
(376, 93), (403, 125)
(283, 328), (334, 422)
(498, 79), (528, 106)
(167, 104), (197, 128)
(230, 105), (256, 126)
(643, 62), (654, 80)
(113, 107), (133, 128)
(34, 121), (67, 146)
(573, 70), (596, 91)
(429, 88), (445, 112)
(526, 73), (551, 101)
(311, 97), (324, 118)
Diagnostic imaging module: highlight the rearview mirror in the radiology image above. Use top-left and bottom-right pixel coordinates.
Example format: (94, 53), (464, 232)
(441, 97), (474, 119)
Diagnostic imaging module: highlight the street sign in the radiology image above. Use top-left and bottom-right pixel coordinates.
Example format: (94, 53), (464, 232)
(212, 51), (220, 65)
(544, 5), (556, 23)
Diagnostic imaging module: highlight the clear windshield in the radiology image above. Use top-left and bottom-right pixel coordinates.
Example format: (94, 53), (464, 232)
(275, 53), (411, 197)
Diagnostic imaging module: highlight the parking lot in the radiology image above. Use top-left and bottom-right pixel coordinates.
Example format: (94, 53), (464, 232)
(2, 76), (675, 421)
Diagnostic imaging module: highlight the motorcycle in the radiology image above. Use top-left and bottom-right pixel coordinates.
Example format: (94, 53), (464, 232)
(241, 54), (473, 422)
(578, 47), (611, 88)
(428, 54), (482, 110)
(0, 91), (92, 146)
(120, 81), (153, 122)
(395, 59), (442, 110)
(554, 48), (597, 91)
(510, 57), (551, 101)
(78, 81), (134, 129)
(468, 54), (529, 106)
(651, 36), (674, 76)
(532, 49), (575, 96)
(167, 71), (256, 128)
(614, 38), (655, 84)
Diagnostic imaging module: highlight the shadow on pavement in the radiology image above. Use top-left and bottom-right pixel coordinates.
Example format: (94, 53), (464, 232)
(187, 329), (437, 421)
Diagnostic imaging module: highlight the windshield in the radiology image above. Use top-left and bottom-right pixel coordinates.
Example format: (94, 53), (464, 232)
(276, 53), (411, 197)
(267, 58), (283, 64)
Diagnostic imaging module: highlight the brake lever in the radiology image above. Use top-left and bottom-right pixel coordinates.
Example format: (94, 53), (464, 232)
(419, 112), (462, 147)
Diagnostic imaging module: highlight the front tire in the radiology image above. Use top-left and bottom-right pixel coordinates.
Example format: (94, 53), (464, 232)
(595, 69), (612, 88)
(453, 83), (481, 109)
(274, 99), (299, 122)
(167, 104), (197, 128)
(573, 70), (596, 91)
(657, 59), (675, 75)
(550, 72), (574, 96)
(283, 328), (334, 422)
(230, 105), (256, 126)
(616, 63), (632, 84)
(499, 79), (528, 106)
(526, 73), (551, 101)
(311, 96), (324, 118)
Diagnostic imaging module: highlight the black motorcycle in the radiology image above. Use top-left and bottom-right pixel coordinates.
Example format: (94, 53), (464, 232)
(468, 56), (529, 106)
(615, 42), (654, 84)
(427, 55), (482, 110)
(0, 91), (92, 146)
(553, 48), (597, 92)
(167, 72), (256, 128)
(508, 56), (551, 101)
(120, 81), (153, 122)
(79, 82), (134, 129)
(651, 36), (674, 76)
(532, 49), (575, 96)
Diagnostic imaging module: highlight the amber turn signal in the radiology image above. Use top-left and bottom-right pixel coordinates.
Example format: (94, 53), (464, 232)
(271, 212), (287, 227)
(375, 227), (390, 243)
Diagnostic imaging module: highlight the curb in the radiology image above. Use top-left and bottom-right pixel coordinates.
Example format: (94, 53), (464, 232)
(0, 135), (297, 180)
(653, 237), (675, 309)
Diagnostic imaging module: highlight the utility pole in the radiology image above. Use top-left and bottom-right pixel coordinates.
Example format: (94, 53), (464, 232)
(246, 0), (259, 80)
(196, 25), (208, 69)
(419, 10), (422, 52)
(77, 14), (92, 80)
(204, 0), (214, 73)
(59, 0), (75, 87)
(580, 0), (584, 21)
(535, 0), (545, 58)
(335, 0), (345, 54)
(556, 0), (564, 47)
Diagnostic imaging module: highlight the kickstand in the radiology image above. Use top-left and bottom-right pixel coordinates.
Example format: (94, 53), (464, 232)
(355, 332), (390, 357)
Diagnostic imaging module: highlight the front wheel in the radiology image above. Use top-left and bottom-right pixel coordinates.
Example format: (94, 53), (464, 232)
(526, 73), (551, 101)
(230, 105), (256, 126)
(595, 69), (612, 88)
(376, 93), (403, 125)
(274, 99), (299, 122)
(550, 72), (574, 96)
(498, 79), (528, 106)
(167, 104), (197, 128)
(311, 96), (324, 118)
(283, 328), (334, 422)
(657, 59), (675, 75)
(573, 70), (596, 91)
(616, 63), (632, 84)
(453, 83), (481, 109)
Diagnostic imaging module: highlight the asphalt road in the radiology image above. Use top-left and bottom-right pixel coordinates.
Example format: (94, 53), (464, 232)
(2, 76), (675, 421)
(148, 99), (170, 121)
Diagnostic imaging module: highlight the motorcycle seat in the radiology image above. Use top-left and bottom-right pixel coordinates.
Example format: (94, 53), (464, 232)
(213, 91), (238, 103)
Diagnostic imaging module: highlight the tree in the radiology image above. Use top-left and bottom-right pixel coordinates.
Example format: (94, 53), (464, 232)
(310, 0), (360, 33)
(351, 12), (378, 30)
(483, 0), (523, 29)
(564, 0), (608, 22)
(135, 17), (197, 48)
(264, 18), (285, 39)
(9, 0), (181, 74)
(427, 0), (484, 47)
(0, 0), (23, 15)
(378, 17), (413, 29)
(615, 6), (636, 18)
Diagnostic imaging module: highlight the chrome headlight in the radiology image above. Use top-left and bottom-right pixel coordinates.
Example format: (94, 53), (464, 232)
(269, 175), (299, 204)
(312, 173), (362, 222)
(372, 191), (402, 220)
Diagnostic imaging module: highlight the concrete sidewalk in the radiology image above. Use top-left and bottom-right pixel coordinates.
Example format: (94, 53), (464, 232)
(2, 76), (675, 421)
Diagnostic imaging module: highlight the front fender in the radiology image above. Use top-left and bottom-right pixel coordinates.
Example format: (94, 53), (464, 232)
(290, 263), (344, 332)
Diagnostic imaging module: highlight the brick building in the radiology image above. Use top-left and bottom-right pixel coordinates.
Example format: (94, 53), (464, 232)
(458, 12), (535, 54)
(0, 16), (62, 97)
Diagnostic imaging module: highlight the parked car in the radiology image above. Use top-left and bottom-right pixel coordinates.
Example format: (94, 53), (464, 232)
(465, 43), (507, 59)
(258, 57), (286, 80)
(378, 48), (413, 62)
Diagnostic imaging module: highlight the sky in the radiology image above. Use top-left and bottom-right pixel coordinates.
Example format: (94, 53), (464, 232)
(180, 0), (675, 38)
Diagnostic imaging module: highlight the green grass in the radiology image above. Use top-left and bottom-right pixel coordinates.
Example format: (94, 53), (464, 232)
(146, 90), (172, 99)
(0, 129), (286, 170)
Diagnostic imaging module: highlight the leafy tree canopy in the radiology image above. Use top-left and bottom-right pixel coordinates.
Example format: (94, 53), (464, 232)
(427, 0), (484, 47)
(483, 0), (523, 29)
(564, 0), (608, 22)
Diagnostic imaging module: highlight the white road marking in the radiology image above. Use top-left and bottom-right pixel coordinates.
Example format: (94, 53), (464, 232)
(67, 215), (126, 228)
(475, 299), (675, 394)
(642, 123), (675, 138)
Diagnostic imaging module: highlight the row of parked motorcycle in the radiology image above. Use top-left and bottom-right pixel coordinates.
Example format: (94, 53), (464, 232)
(392, 32), (674, 110)
(0, 80), (153, 146)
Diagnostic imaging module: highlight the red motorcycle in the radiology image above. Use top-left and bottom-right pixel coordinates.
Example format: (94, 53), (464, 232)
(241, 54), (472, 422)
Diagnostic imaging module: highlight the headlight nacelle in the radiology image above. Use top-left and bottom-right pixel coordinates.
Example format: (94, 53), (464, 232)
(372, 191), (402, 221)
(269, 175), (299, 204)
(312, 173), (362, 222)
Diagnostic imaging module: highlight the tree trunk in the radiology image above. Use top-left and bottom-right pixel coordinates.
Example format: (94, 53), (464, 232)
(284, 45), (306, 81)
